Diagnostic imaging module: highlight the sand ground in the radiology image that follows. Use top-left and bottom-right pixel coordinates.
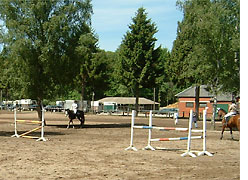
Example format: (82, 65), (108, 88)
(0, 110), (240, 180)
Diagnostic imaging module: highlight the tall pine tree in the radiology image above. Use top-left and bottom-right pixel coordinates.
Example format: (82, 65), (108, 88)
(118, 7), (159, 114)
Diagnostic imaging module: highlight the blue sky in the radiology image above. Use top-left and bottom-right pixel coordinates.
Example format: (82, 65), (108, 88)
(91, 0), (183, 52)
(0, 1), (183, 52)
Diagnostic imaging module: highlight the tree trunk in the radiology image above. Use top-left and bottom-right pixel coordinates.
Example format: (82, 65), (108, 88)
(211, 96), (217, 130)
(135, 85), (139, 117)
(81, 75), (86, 111)
(36, 98), (45, 124)
(195, 85), (200, 121)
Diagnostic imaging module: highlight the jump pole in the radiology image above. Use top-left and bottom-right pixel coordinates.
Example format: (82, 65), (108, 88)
(37, 108), (46, 141)
(12, 108), (19, 138)
(144, 110), (155, 150)
(144, 110), (202, 153)
(181, 110), (196, 157)
(125, 110), (138, 151)
(12, 108), (47, 141)
(197, 109), (213, 156)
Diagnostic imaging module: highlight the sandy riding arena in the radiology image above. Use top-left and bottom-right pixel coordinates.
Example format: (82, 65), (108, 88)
(0, 110), (240, 179)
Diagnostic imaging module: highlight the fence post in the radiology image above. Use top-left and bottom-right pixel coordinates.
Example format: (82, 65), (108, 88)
(181, 109), (197, 157)
(37, 108), (47, 141)
(125, 110), (138, 151)
(198, 109), (213, 156)
(11, 108), (20, 138)
(144, 110), (156, 150)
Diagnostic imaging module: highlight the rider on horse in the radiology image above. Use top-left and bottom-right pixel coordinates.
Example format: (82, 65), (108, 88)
(224, 101), (237, 125)
(71, 100), (78, 115)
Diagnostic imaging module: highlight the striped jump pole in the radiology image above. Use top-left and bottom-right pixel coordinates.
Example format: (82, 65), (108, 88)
(144, 109), (203, 155)
(125, 110), (138, 151)
(125, 109), (212, 157)
(197, 109), (213, 156)
(11, 108), (47, 141)
(151, 136), (202, 142)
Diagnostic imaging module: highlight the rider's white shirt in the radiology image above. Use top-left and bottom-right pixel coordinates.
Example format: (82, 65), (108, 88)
(225, 103), (237, 118)
(71, 103), (78, 114)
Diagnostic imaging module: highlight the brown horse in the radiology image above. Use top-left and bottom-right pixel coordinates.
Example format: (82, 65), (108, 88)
(216, 108), (227, 120)
(217, 108), (240, 140)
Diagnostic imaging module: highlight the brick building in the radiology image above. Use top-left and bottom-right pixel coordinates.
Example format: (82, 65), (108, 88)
(175, 85), (234, 118)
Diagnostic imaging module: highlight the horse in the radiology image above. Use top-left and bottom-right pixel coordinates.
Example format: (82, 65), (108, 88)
(216, 108), (240, 140)
(65, 109), (85, 128)
(216, 108), (227, 120)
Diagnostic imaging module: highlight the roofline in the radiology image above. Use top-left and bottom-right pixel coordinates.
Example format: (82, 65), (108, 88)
(175, 86), (192, 97)
(98, 97), (159, 105)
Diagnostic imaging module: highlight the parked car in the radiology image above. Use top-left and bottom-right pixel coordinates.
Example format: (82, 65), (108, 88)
(45, 105), (63, 112)
(29, 104), (38, 111)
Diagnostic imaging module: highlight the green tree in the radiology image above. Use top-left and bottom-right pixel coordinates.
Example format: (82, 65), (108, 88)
(76, 33), (110, 103)
(171, 0), (240, 125)
(0, 0), (93, 119)
(104, 50), (132, 97)
(118, 7), (159, 113)
(154, 47), (176, 107)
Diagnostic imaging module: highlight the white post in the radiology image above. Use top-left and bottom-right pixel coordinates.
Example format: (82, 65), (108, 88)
(11, 108), (20, 138)
(125, 110), (138, 151)
(144, 110), (155, 150)
(181, 109), (197, 157)
(198, 109), (213, 156)
(37, 108), (47, 141)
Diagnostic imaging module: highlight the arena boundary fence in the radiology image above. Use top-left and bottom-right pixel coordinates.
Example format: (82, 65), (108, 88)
(125, 109), (213, 157)
(12, 108), (46, 141)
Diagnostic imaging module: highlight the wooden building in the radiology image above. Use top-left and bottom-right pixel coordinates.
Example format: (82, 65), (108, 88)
(97, 97), (159, 112)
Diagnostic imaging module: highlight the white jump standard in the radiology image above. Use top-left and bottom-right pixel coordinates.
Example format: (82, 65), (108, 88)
(125, 109), (213, 157)
(12, 108), (47, 141)
(125, 110), (138, 151)
(181, 109), (200, 157)
(197, 109), (213, 156)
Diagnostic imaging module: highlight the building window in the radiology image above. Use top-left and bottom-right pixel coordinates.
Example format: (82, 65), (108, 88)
(186, 102), (194, 108)
(200, 103), (207, 108)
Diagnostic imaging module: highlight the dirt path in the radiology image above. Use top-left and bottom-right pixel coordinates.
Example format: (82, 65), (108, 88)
(0, 111), (240, 179)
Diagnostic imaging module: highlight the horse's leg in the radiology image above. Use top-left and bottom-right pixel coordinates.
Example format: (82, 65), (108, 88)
(230, 127), (234, 140)
(76, 115), (82, 128)
(67, 119), (74, 128)
(78, 113), (85, 127)
(82, 114), (85, 125)
(220, 124), (225, 140)
(67, 119), (72, 128)
(71, 119), (75, 128)
(78, 117), (83, 128)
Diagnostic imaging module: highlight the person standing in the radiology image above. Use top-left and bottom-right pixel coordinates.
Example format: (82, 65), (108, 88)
(174, 112), (179, 125)
(192, 112), (198, 128)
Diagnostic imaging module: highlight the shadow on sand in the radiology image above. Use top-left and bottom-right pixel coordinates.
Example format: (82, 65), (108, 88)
(0, 131), (65, 137)
(47, 123), (147, 129)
